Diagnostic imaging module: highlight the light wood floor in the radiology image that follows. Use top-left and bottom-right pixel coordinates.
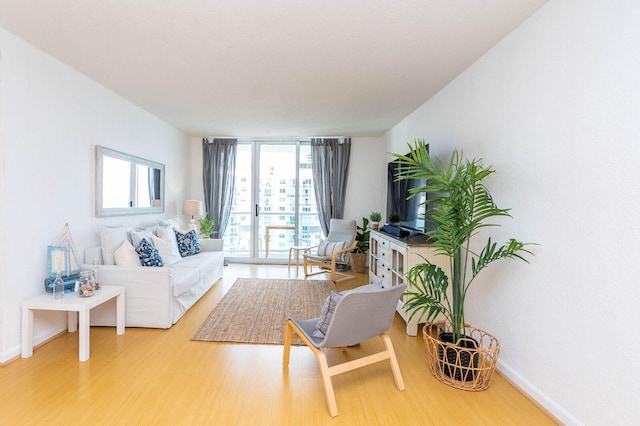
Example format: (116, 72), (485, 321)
(0, 264), (557, 425)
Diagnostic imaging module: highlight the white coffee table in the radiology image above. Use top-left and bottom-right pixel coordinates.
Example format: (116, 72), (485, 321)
(22, 285), (125, 362)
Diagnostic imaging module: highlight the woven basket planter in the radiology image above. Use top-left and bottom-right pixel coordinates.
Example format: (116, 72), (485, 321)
(349, 253), (367, 273)
(422, 321), (500, 391)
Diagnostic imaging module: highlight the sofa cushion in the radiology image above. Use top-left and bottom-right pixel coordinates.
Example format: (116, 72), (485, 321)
(136, 238), (164, 267)
(100, 225), (131, 265)
(114, 240), (142, 266)
(169, 251), (221, 296)
(175, 229), (201, 257)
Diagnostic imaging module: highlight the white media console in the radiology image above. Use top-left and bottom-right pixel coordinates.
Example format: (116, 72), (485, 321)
(368, 229), (447, 336)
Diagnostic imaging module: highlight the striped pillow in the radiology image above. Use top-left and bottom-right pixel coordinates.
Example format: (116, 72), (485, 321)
(317, 240), (345, 257)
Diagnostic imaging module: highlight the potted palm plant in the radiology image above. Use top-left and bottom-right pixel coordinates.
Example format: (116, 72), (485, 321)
(392, 139), (533, 390)
(350, 217), (370, 273)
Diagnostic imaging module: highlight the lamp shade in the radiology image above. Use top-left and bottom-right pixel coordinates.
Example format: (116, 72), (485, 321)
(182, 200), (204, 216)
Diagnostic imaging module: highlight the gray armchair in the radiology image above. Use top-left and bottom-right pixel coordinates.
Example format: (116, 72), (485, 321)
(282, 282), (406, 417)
(302, 218), (357, 283)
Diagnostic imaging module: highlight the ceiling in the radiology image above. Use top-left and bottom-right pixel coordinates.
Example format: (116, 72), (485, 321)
(0, 0), (548, 138)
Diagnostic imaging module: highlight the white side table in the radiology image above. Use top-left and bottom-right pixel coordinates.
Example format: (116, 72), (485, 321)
(22, 285), (125, 362)
(288, 245), (309, 276)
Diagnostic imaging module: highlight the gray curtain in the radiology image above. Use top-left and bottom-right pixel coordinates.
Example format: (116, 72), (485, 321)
(203, 138), (237, 237)
(310, 138), (351, 235)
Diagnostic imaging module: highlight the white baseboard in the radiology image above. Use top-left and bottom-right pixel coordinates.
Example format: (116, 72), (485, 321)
(0, 347), (21, 365)
(497, 358), (583, 425)
(1, 327), (66, 365)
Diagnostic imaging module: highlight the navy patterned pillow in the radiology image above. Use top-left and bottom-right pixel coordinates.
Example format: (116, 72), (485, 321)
(174, 229), (201, 257)
(135, 238), (164, 267)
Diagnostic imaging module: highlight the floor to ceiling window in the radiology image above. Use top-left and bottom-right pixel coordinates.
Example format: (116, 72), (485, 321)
(223, 140), (323, 263)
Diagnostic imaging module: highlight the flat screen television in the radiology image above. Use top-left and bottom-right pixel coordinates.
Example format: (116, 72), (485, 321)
(386, 148), (429, 233)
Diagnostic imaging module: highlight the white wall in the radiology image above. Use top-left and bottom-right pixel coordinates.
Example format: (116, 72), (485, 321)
(385, 1), (640, 424)
(188, 136), (387, 229)
(343, 137), (387, 223)
(0, 26), (190, 362)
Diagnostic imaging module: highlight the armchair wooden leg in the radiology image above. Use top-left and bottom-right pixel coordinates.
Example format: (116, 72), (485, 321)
(283, 321), (294, 367)
(286, 319), (339, 417)
(316, 350), (339, 417)
(303, 258), (310, 277)
(381, 333), (405, 391)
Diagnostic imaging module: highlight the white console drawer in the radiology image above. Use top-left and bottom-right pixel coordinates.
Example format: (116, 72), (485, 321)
(378, 247), (390, 261)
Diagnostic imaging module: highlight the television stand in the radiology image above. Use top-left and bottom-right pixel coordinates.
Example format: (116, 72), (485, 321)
(368, 230), (447, 336)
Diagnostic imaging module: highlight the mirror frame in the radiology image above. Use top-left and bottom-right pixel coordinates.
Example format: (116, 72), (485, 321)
(95, 145), (165, 217)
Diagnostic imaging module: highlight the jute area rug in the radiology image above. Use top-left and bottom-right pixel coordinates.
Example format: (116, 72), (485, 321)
(191, 278), (336, 345)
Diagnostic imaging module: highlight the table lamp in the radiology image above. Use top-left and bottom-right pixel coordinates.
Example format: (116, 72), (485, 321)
(182, 200), (204, 229)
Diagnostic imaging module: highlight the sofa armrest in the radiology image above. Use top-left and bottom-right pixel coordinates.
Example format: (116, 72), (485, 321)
(200, 238), (223, 252)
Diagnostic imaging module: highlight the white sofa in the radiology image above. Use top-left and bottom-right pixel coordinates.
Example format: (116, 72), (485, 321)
(84, 223), (224, 329)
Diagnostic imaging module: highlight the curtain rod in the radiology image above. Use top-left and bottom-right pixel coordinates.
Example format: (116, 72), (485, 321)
(204, 136), (348, 142)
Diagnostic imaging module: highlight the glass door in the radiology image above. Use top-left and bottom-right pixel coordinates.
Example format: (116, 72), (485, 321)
(223, 141), (323, 263)
(257, 143), (297, 259)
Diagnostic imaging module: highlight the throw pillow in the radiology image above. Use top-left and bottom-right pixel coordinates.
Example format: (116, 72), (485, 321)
(316, 240), (345, 257)
(129, 228), (155, 249)
(156, 225), (180, 251)
(100, 225), (131, 265)
(135, 238), (164, 267)
(175, 229), (201, 257)
(313, 291), (343, 338)
(151, 235), (181, 265)
(158, 229), (182, 257)
(114, 240), (142, 266)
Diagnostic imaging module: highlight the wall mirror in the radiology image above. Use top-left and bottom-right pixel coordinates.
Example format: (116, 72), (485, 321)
(95, 145), (165, 217)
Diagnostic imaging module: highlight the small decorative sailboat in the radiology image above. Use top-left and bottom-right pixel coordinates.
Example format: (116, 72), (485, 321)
(47, 223), (81, 278)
